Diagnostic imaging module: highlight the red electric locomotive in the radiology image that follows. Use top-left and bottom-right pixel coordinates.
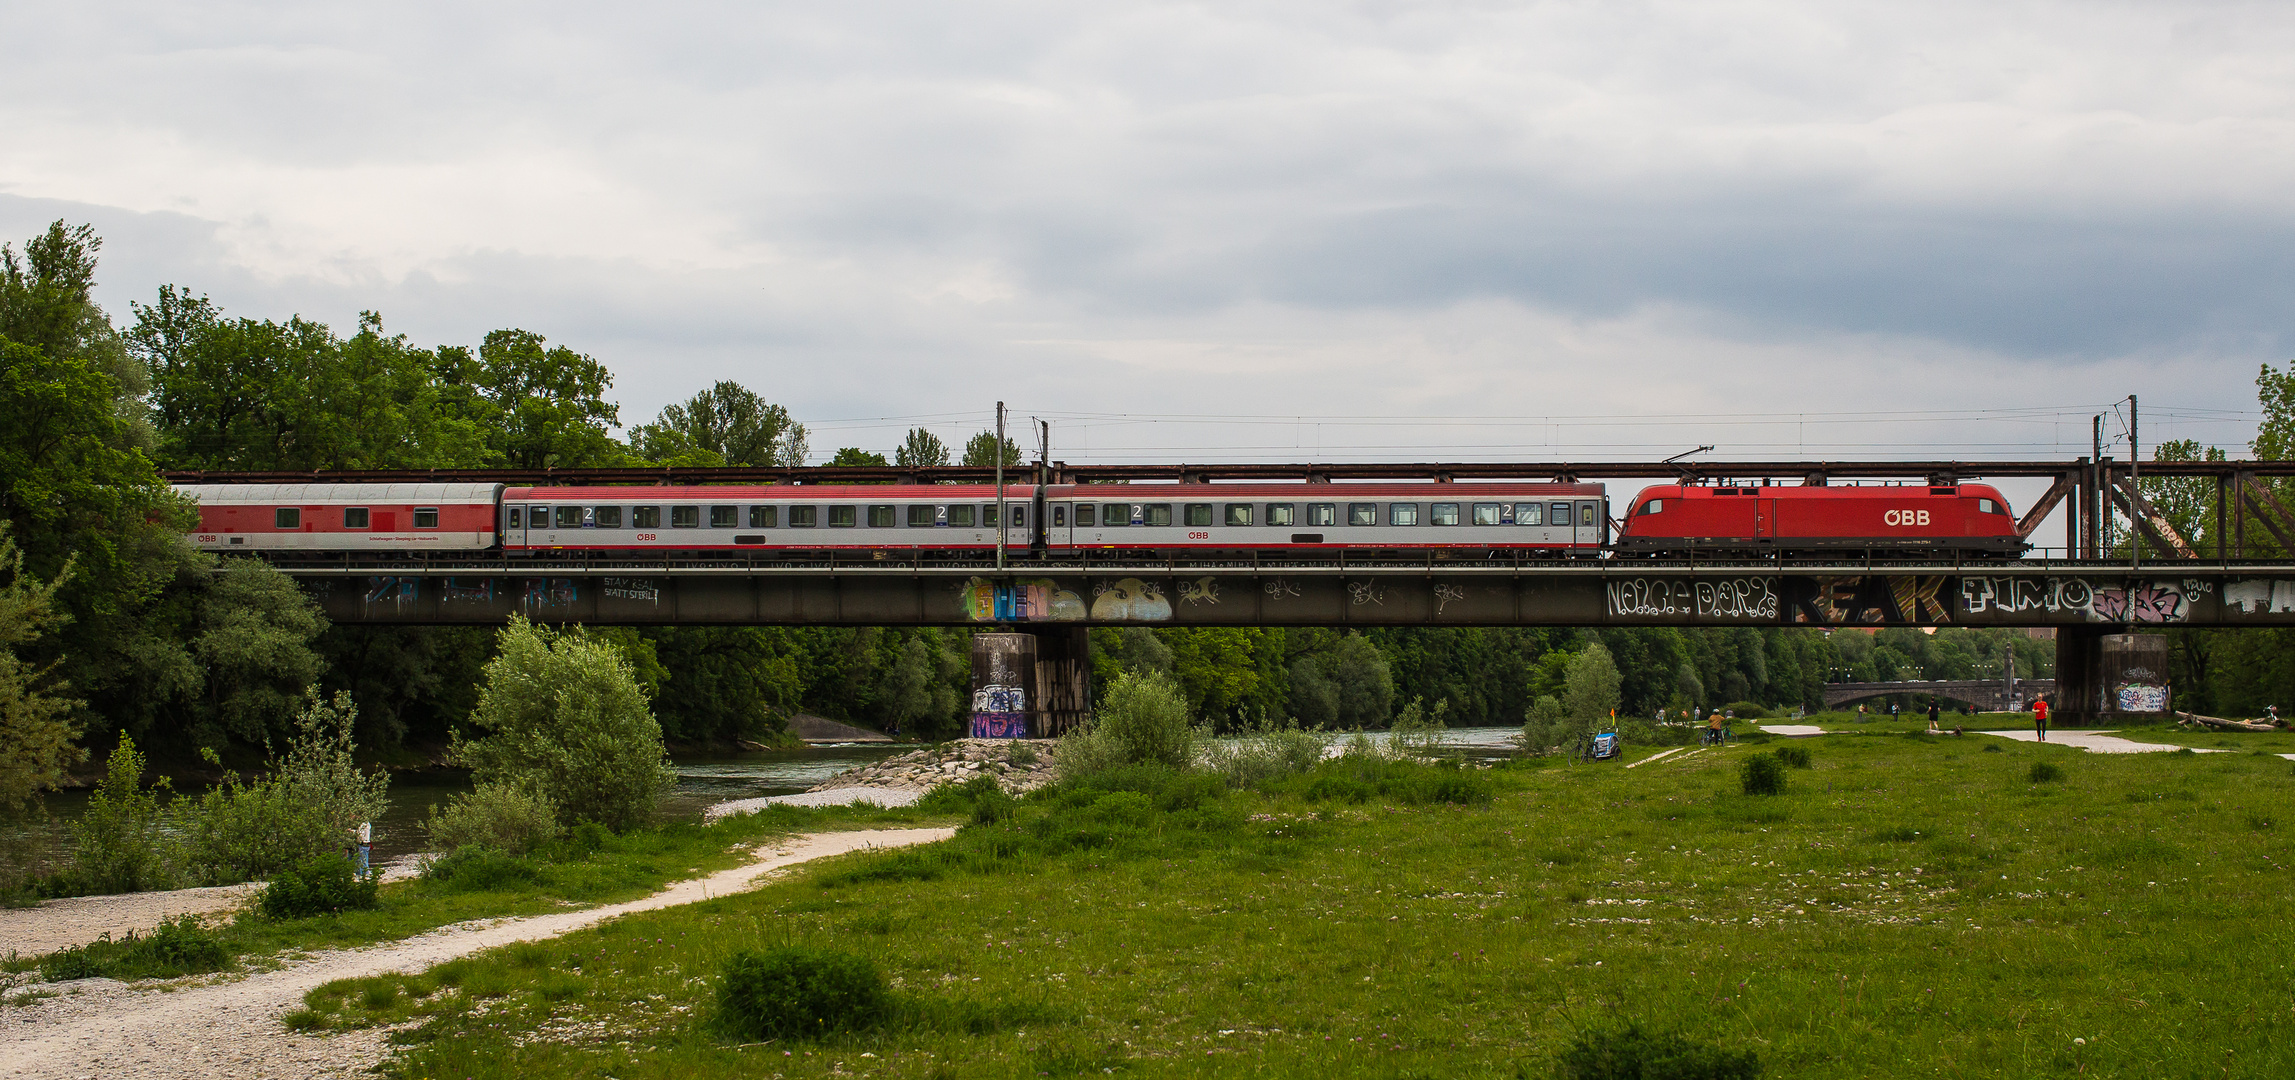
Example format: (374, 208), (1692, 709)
(1612, 482), (2023, 558)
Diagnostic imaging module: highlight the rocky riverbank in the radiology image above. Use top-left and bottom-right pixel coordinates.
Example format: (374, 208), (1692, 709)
(807, 738), (1059, 795)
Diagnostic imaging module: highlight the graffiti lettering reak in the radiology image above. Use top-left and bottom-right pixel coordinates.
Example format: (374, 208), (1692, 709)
(1606, 578), (1777, 620)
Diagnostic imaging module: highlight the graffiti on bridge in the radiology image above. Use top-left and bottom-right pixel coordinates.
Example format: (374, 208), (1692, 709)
(1959, 577), (2203, 624)
(1607, 577), (1779, 620)
(364, 577), (417, 608)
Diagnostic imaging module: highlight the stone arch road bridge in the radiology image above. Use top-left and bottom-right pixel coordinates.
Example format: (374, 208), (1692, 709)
(1821, 680), (2057, 711)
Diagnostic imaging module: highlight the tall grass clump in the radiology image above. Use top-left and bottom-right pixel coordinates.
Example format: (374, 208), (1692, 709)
(40, 914), (233, 982)
(1740, 753), (1787, 796)
(2028, 761), (2064, 783)
(1202, 713), (1325, 788)
(1388, 696), (1451, 757)
(1774, 745), (1812, 769)
(1056, 670), (1197, 781)
(1556, 1023), (1762, 1079)
(714, 946), (890, 1041)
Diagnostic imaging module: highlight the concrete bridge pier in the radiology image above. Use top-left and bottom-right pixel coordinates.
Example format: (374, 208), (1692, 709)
(2054, 628), (2171, 726)
(968, 627), (1092, 739)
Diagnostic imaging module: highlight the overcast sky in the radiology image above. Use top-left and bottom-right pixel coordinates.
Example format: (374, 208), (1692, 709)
(2, 1), (2286, 467)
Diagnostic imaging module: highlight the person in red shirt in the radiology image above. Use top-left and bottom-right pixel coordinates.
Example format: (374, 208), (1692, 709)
(2032, 698), (2049, 742)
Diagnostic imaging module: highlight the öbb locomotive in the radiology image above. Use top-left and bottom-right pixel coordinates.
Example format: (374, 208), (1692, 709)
(175, 478), (2024, 559)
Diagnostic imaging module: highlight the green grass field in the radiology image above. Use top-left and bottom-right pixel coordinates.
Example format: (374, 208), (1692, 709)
(307, 738), (2295, 1079)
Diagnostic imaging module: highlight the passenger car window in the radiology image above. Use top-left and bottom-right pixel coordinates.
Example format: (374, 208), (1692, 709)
(948, 505), (975, 527)
(828, 505), (857, 527)
(1076, 504), (1096, 527)
(592, 506), (622, 528)
(1551, 503), (1571, 525)
(1102, 503), (1128, 526)
(787, 506), (817, 527)
(1430, 503), (1459, 526)
(1348, 503), (1376, 526)
(710, 505), (739, 528)
(750, 505), (778, 528)
(907, 505), (935, 527)
(1389, 503), (1420, 526)
(1471, 503), (1501, 526)
(1267, 503), (1295, 527)
(1310, 503), (1337, 527)
(557, 506), (584, 528)
(671, 506), (701, 528)
(413, 508), (439, 529)
(1143, 504), (1172, 526)
(868, 505), (895, 528)
(1185, 504), (1214, 527)
(343, 507), (370, 529)
(1224, 504), (1253, 526)
(634, 506), (661, 529)
(1516, 502), (1542, 525)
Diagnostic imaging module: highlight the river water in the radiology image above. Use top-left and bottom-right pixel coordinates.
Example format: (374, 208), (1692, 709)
(13, 726), (1526, 873)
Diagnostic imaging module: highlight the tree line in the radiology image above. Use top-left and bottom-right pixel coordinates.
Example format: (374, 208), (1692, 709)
(6, 216), (2293, 818)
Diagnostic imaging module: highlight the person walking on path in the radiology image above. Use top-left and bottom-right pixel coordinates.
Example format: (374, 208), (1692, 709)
(2033, 697), (2049, 742)
(1926, 702), (1941, 732)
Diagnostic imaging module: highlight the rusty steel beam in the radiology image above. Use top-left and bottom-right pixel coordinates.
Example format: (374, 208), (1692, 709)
(2016, 472), (2080, 541)
(2108, 477), (2198, 559)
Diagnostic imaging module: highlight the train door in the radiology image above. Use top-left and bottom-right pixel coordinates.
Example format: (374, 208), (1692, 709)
(1573, 500), (1602, 548)
(528, 503), (552, 547)
(1047, 502), (1072, 549)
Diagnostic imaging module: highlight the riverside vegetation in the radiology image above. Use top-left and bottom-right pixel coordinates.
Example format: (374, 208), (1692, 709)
(282, 673), (2295, 1079)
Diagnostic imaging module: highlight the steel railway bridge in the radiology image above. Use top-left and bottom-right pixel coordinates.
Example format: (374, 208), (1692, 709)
(171, 457), (2295, 730)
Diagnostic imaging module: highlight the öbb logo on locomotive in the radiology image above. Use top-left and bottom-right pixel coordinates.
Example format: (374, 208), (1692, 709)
(168, 478), (2027, 559)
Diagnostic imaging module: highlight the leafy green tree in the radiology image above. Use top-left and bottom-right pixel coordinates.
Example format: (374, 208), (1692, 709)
(961, 430), (1023, 469)
(1160, 628), (1285, 727)
(829, 447), (889, 467)
(0, 524), (79, 814)
(1288, 631), (1393, 728)
(456, 617), (673, 832)
(643, 627), (804, 742)
(1565, 642), (1622, 723)
(189, 559), (328, 746)
(0, 225), (200, 740)
(895, 428), (949, 469)
(629, 381), (800, 467)
(473, 329), (625, 469)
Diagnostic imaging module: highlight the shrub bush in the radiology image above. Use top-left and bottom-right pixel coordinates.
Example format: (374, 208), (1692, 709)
(423, 782), (562, 856)
(419, 846), (546, 892)
(175, 691), (392, 886)
(1720, 701), (1771, 720)
(69, 733), (175, 894)
(257, 853), (379, 919)
(714, 946), (891, 1041)
(1740, 753), (1787, 796)
(2027, 762), (2064, 783)
(1090, 671), (1197, 770)
(455, 617), (675, 833)
(41, 915), (233, 982)
(1556, 1022), (1762, 1079)
(1774, 745), (1812, 769)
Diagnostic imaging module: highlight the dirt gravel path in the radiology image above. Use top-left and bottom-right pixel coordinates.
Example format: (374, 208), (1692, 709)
(0, 827), (954, 1080)
(2, 885), (263, 960)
